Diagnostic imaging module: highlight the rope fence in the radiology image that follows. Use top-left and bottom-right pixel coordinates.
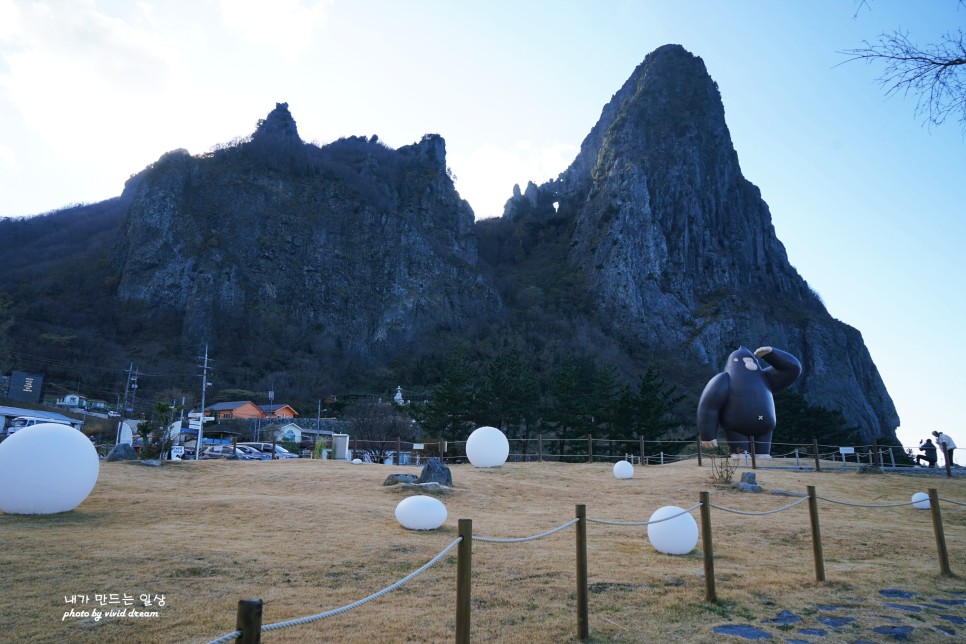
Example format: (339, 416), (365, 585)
(709, 496), (809, 515)
(586, 503), (703, 526)
(206, 486), (962, 643)
(328, 435), (957, 477)
(473, 518), (579, 543)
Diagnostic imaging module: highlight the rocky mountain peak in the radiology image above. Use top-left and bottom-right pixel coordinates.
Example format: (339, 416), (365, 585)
(0, 45), (898, 447)
(486, 43), (898, 442)
(251, 101), (301, 146)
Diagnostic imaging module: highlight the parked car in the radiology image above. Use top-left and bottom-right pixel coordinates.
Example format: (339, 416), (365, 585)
(201, 445), (261, 461)
(235, 444), (271, 460)
(107, 411), (121, 418)
(238, 442), (300, 459)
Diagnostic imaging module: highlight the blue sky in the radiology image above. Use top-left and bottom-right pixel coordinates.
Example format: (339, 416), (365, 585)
(1, 1), (963, 462)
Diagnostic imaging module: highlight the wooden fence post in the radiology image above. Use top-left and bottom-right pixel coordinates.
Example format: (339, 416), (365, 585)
(748, 439), (757, 469)
(575, 504), (589, 640)
(943, 448), (953, 478)
(928, 489), (952, 576)
(587, 434), (593, 464)
(696, 437), (703, 467)
(640, 436), (646, 466)
(538, 435), (543, 462)
(236, 599), (263, 644)
(812, 439), (821, 472)
(699, 491), (716, 603)
(396, 437), (401, 464)
(456, 519), (472, 643)
(806, 486), (826, 582)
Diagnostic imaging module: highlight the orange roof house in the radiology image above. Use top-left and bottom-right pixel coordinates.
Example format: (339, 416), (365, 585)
(258, 404), (298, 419)
(205, 401), (264, 420)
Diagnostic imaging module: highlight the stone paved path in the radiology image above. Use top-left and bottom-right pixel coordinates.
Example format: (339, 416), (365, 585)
(712, 588), (966, 641)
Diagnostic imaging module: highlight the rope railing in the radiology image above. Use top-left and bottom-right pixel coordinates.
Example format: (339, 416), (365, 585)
(208, 486), (962, 643)
(324, 434), (959, 474)
(205, 537), (462, 644)
(709, 496), (809, 515)
(473, 518), (579, 543)
(586, 502), (703, 526)
(815, 495), (919, 508)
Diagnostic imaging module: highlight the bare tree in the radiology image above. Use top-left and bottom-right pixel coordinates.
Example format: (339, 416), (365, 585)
(344, 399), (414, 462)
(841, 1), (966, 129)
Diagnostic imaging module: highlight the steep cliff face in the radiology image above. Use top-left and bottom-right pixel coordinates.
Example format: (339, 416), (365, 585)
(113, 103), (499, 356)
(87, 47), (898, 441)
(492, 45), (898, 441)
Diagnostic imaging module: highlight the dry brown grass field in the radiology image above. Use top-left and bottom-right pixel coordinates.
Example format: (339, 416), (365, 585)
(0, 457), (964, 643)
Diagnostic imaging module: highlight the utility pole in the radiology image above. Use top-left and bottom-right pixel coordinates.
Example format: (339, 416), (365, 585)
(116, 363), (136, 445)
(130, 366), (139, 412)
(196, 346), (213, 460)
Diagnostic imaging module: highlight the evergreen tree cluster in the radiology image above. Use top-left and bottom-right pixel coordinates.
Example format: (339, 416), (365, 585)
(410, 348), (688, 453)
(404, 349), (865, 460)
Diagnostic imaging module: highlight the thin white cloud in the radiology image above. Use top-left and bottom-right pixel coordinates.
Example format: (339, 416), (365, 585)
(0, 0), (22, 42)
(217, 0), (331, 60)
(451, 140), (578, 220)
(0, 140), (15, 168)
(0, 0), (181, 165)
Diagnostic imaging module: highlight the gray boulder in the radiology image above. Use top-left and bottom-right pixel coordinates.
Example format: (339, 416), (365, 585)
(418, 458), (452, 486)
(384, 473), (419, 486)
(107, 443), (138, 461)
(736, 471), (762, 492)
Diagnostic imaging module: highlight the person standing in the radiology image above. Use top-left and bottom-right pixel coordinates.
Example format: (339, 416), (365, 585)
(932, 431), (957, 466)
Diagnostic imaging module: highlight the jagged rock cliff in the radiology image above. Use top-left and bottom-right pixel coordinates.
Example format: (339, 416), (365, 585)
(113, 103), (499, 356)
(5, 46), (897, 442)
(491, 45), (898, 441)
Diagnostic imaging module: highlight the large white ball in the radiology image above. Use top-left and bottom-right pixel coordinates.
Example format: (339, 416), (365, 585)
(911, 492), (930, 510)
(613, 460), (634, 479)
(466, 426), (509, 468)
(647, 505), (699, 555)
(395, 495), (447, 530)
(0, 423), (100, 514)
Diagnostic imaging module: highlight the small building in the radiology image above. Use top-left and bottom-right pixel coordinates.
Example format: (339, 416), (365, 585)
(300, 418), (346, 445)
(268, 422), (302, 443)
(56, 393), (88, 409)
(258, 404), (298, 419)
(205, 401), (264, 420)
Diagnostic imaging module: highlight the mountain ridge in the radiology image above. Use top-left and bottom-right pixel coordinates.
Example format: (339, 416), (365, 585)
(0, 44), (898, 443)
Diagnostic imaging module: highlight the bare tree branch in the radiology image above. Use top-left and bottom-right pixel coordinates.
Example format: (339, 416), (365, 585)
(841, 20), (966, 129)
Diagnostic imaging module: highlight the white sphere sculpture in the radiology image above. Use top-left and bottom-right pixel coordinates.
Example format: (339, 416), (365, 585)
(395, 495), (447, 530)
(911, 492), (930, 510)
(352, 458), (363, 464)
(466, 426), (509, 468)
(613, 460), (634, 479)
(0, 423), (99, 514)
(647, 505), (699, 555)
